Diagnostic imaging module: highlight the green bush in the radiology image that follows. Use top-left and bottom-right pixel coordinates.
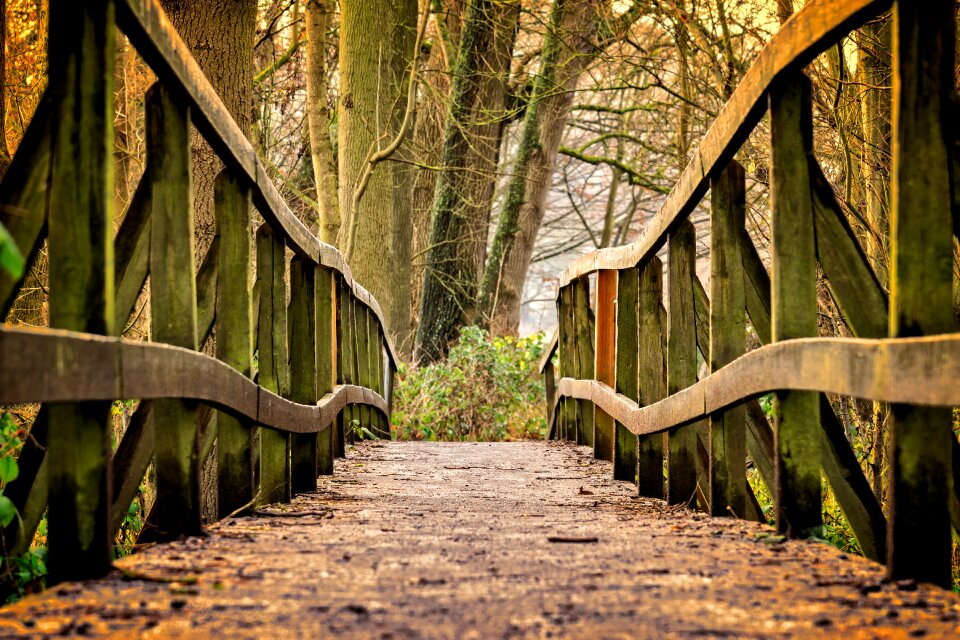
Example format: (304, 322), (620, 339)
(393, 326), (547, 441)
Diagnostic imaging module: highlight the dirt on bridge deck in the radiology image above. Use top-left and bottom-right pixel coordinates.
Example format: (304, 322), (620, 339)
(1, 441), (959, 639)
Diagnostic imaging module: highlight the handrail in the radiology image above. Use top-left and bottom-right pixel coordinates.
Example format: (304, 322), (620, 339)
(0, 326), (388, 432)
(115, 0), (398, 366)
(550, 334), (960, 437)
(555, 0), (889, 291)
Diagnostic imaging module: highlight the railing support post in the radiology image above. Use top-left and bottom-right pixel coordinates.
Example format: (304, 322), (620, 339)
(45, 0), (116, 582)
(146, 83), (202, 538)
(709, 160), (747, 518)
(887, 0), (955, 588)
(667, 220), (698, 505)
(256, 223), (291, 504)
(316, 267), (337, 473)
(557, 285), (576, 441)
(215, 169), (254, 518)
(573, 277), (598, 453)
(595, 270), (618, 469)
(613, 268), (639, 483)
(289, 256), (318, 494)
(637, 257), (665, 498)
(769, 74), (821, 536)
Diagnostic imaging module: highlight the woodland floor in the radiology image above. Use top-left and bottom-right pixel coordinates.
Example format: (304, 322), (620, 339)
(1, 441), (959, 638)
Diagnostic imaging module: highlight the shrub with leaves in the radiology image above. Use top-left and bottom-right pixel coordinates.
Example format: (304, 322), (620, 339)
(393, 327), (547, 441)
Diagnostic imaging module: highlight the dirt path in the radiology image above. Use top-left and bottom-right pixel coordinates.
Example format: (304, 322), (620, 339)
(1, 441), (958, 638)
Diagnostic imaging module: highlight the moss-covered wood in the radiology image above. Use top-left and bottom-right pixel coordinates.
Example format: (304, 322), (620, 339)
(709, 161), (746, 518)
(613, 268), (639, 483)
(769, 74), (821, 537)
(573, 277), (597, 453)
(146, 83), (202, 538)
(215, 168), (255, 518)
(316, 267), (336, 474)
(256, 223), (291, 505)
(289, 256), (318, 494)
(637, 257), (665, 498)
(667, 220), (698, 505)
(45, 0), (116, 583)
(557, 285), (576, 441)
(887, 0), (955, 588)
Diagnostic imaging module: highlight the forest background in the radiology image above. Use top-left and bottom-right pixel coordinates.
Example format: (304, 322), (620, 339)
(0, 0), (959, 595)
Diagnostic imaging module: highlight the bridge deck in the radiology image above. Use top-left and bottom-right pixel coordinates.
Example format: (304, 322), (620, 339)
(2, 441), (958, 638)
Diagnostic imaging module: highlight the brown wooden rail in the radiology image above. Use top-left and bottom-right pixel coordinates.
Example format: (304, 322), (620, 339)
(544, 0), (960, 589)
(0, 0), (397, 583)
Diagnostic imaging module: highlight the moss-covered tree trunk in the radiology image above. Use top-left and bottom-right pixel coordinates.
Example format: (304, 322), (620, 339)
(414, 0), (519, 363)
(476, 0), (603, 335)
(337, 0), (417, 346)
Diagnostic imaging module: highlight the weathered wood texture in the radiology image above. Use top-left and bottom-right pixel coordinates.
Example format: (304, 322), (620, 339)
(316, 267), (336, 475)
(769, 74), (821, 537)
(666, 221), (698, 505)
(256, 224), (291, 505)
(215, 169), (255, 519)
(709, 161), (746, 518)
(557, 286), (576, 441)
(289, 256), (318, 493)
(573, 278), (596, 452)
(613, 268), (638, 483)
(45, 0), (116, 583)
(146, 84), (202, 539)
(637, 258), (665, 498)
(595, 270), (618, 471)
(886, 0), (956, 589)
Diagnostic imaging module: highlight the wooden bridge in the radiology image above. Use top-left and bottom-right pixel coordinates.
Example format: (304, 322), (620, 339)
(0, 0), (958, 636)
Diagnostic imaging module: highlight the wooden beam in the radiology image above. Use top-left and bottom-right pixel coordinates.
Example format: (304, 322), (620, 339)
(316, 267), (336, 474)
(256, 223), (291, 505)
(612, 268), (638, 483)
(146, 84), (202, 538)
(637, 257), (665, 498)
(215, 168), (255, 518)
(886, 0), (956, 588)
(573, 277), (597, 453)
(709, 161), (747, 518)
(289, 256), (318, 493)
(557, 286), (576, 442)
(596, 270), (619, 472)
(667, 220), (699, 505)
(45, 0), (116, 583)
(769, 73), (821, 537)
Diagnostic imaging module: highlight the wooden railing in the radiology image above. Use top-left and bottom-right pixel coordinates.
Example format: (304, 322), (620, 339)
(0, 0), (396, 583)
(542, 0), (960, 588)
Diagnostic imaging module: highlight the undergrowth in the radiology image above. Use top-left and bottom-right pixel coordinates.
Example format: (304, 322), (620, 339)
(392, 326), (547, 441)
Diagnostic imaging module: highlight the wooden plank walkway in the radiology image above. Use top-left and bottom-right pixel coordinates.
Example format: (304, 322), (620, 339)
(1, 441), (958, 638)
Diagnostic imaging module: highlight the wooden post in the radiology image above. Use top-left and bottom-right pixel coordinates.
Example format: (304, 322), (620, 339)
(356, 305), (372, 437)
(215, 169), (254, 518)
(556, 286), (576, 441)
(573, 277), (598, 453)
(637, 257), (665, 498)
(316, 267), (336, 474)
(45, 0), (115, 582)
(374, 325), (388, 438)
(887, 0), (955, 588)
(613, 268), (639, 483)
(146, 84), (202, 538)
(667, 220), (698, 505)
(769, 74), (821, 536)
(341, 288), (358, 443)
(335, 279), (351, 453)
(709, 160), (747, 518)
(289, 256), (318, 494)
(256, 223), (291, 505)
(595, 270), (618, 469)
(544, 360), (557, 435)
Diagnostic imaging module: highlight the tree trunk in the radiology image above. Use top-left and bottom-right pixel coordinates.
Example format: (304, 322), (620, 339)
(477, 0), (603, 336)
(305, 0), (340, 244)
(159, 0), (256, 260)
(337, 0), (417, 345)
(414, 0), (519, 362)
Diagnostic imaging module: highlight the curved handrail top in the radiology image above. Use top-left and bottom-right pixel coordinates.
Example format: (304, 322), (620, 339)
(115, 0), (398, 366)
(551, 333), (960, 436)
(0, 325), (388, 434)
(554, 0), (889, 292)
